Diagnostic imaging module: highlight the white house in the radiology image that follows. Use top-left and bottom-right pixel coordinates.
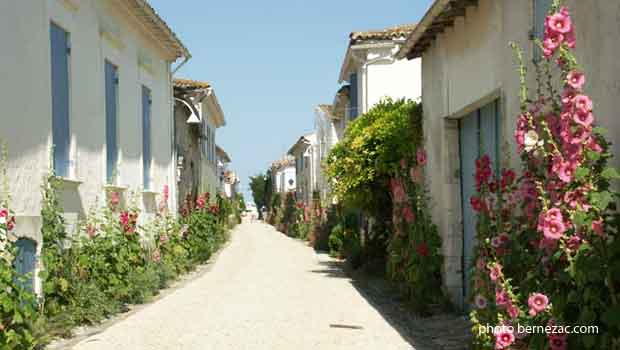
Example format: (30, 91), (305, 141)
(173, 78), (226, 205)
(215, 145), (232, 194)
(0, 0), (189, 294)
(223, 171), (240, 200)
(396, 0), (620, 308)
(314, 104), (344, 202)
(338, 24), (422, 121)
(270, 157), (296, 195)
(288, 133), (318, 206)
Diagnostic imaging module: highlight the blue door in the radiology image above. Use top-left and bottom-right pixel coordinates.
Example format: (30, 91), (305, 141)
(459, 100), (500, 308)
(15, 238), (37, 292)
(142, 86), (152, 190)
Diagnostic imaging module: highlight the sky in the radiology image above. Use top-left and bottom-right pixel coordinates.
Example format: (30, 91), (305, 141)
(149, 0), (434, 201)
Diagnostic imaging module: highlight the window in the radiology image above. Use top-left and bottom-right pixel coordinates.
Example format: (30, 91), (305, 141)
(50, 22), (71, 177)
(533, 0), (552, 60)
(104, 61), (119, 184)
(142, 86), (152, 190)
(348, 72), (358, 120)
(15, 238), (37, 293)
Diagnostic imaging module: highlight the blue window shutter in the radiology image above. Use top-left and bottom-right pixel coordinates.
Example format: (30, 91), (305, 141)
(15, 239), (37, 293)
(142, 86), (152, 190)
(105, 61), (118, 184)
(349, 73), (358, 119)
(50, 23), (71, 177)
(533, 0), (552, 59)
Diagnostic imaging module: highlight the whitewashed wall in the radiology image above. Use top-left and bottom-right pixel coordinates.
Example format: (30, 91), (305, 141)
(420, 0), (620, 308)
(0, 0), (177, 245)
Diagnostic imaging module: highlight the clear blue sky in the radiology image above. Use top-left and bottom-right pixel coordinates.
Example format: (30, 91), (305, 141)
(150, 0), (433, 201)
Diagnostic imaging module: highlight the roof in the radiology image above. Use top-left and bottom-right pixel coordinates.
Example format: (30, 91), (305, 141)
(122, 0), (189, 60)
(216, 145), (231, 163)
(173, 78), (211, 90)
(287, 135), (314, 156)
(396, 0), (478, 59)
(349, 24), (417, 45)
(271, 157), (295, 171)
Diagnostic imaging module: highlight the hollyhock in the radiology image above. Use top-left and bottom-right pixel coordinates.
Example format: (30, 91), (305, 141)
(592, 218), (605, 237)
(402, 206), (415, 224)
(528, 293), (549, 316)
(494, 327), (515, 349)
(110, 191), (121, 208)
(491, 236), (502, 248)
(416, 149), (427, 167)
(569, 126), (591, 145)
(573, 95), (593, 115)
(566, 235), (582, 251)
(495, 289), (510, 307)
(546, 11), (573, 35)
(196, 196), (206, 209)
(507, 304), (520, 319)
(152, 249), (161, 263)
(557, 161), (575, 183)
(498, 232), (510, 245)
(475, 294), (488, 309)
(561, 88), (577, 107)
(543, 33), (563, 52)
(87, 224), (96, 239)
(524, 130), (541, 152)
(159, 233), (169, 244)
(567, 70), (585, 90)
(543, 219), (566, 240)
(586, 137), (603, 153)
(573, 112), (594, 127)
(476, 257), (486, 271)
(489, 263), (502, 282)
(416, 243), (429, 257)
(470, 196), (484, 212)
(500, 169), (516, 189)
(390, 178), (407, 204)
(549, 333), (568, 350)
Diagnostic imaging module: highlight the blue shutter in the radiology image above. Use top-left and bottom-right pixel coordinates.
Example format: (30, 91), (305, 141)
(142, 86), (152, 190)
(105, 61), (119, 184)
(480, 100), (501, 176)
(15, 238), (37, 293)
(533, 0), (552, 59)
(349, 73), (358, 120)
(50, 23), (71, 177)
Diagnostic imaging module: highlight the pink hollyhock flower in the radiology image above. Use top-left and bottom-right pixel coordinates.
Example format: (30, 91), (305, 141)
(573, 112), (594, 127)
(567, 70), (585, 90)
(564, 30), (576, 48)
(546, 208), (563, 222)
(557, 161), (575, 183)
(476, 257), (486, 270)
(489, 263), (502, 282)
(495, 289), (510, 307)
(402, 206), (415, 224)
(152, 249), (161, 263)
(561, 88), (576, 107)
(498, 232), (510, 245)
(470, 196), (483, 212)
(474, 294), (487, 309)
(390, 178), (407, 204)
(120, 211), (130, 226)
(507, 304), (520, 319)
(110, 192), (121, 207)
(528, 293), (549, 316)
(587, 138), (603, 153)
(416, 243), (430, 257)
(546, 12), (573, 35)
(566, 235), (582, 251)
(494, 326), (515, 349)
(573, 95), (593, 115)
(162, 185), (169, 201)
(159, 234), (169, 244)
(196, 196), (206, 209)
(491, 236), (502, 248)
(87, 224), (96, 239)
(570, 126), (591, 145)
(543, 219), (566, 240)
(0, 208), (7, 219)
(592, 218), (605, 237)
(416, 149), (427, 167)
(549, 333), (568, 350)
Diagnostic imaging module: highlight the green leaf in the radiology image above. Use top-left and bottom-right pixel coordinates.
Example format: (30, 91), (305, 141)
(601, 167), (620, 180)
(574, 167), (589, 181)
(590, 191), (613, 211)
(593, 126), (608, 136)
(601, 305), (620, 328)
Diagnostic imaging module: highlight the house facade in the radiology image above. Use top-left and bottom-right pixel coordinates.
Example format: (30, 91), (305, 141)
(0, 0), (189, 294)
(173, 78), (226, 207)
(216, 145), (232, 196)
(270, 157), (296, 195)
(338, 25), (422, 121)
(288, 134), (318, 206)
(314, 104), (344, 202)
(397, 0), (620, 308)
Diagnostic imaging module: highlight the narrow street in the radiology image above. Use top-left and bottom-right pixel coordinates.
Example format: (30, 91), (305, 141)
(71, 221), (415, 350)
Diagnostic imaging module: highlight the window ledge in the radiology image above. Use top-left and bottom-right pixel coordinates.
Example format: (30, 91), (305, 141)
(60, 0), (80, 12)
(142, 190), (159, 195)
(104, 184), (128, 192)
(56, 177), (83, 188)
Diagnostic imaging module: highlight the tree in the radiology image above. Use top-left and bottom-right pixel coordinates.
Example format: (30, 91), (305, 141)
(249, 173), (267, 219)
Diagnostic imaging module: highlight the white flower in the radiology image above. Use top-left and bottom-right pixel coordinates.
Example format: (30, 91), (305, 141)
(524, 130), (544, 152)
(0, 216), (5, 225)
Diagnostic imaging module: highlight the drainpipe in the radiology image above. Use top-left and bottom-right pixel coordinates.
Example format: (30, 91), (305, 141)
(172, 53), (191, 76)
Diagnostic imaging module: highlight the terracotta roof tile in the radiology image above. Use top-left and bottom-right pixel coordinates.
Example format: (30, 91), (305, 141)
(173, 78), (211, 90)
(350, 24), (417, 45)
